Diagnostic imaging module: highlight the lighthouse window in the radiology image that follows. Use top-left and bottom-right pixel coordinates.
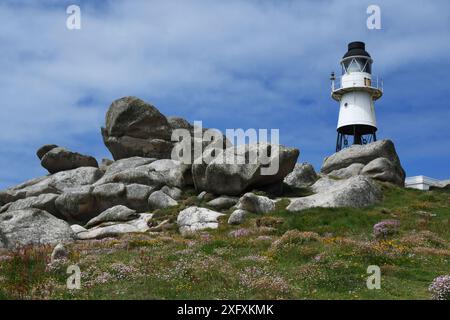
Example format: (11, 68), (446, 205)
(362, 60), (372, 73)
(342, 58), (372, 74)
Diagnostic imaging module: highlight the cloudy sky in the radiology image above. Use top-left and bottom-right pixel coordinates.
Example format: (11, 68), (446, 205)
(1, 0), (449, 189)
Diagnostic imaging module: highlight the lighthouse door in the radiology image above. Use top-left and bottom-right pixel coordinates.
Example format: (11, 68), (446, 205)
(364, 78), (371, 87)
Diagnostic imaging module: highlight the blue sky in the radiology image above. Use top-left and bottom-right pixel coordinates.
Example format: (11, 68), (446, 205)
(1, 0), (450, 189)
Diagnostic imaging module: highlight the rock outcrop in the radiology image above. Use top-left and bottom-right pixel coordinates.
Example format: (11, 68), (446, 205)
(192, 143), (299, 196)
(0, 208), (74, 249)
(0, 95), (408, 248)
(321, 140), (405, 186)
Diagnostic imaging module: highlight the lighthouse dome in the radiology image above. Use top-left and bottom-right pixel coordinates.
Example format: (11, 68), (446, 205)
(343, 41), (371, 59)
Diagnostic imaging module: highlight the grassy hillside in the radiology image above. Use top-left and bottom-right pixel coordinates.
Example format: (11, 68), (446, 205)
(0, 183), (448, 300)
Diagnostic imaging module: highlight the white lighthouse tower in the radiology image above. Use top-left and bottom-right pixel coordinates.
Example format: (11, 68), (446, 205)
(331, 41), (383, 151)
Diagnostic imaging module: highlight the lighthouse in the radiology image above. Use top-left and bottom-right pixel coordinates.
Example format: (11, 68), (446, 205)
(331, 41), (383, 152)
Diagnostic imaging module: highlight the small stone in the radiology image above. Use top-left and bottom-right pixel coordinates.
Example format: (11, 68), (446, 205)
(51, 243), (68, 264)
(228, 209), (248, 225)
(207, 196), (239, 210)
(237, 193), (276, 214)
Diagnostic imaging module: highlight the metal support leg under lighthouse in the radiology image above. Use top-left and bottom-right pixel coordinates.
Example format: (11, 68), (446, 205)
(330, 41), (383, 152)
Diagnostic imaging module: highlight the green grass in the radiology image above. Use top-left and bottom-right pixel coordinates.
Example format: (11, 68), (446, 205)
(0, 183), (449, 300)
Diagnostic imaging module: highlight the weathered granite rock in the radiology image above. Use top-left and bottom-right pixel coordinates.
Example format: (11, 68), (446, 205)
(76, 213), (153, 240)
(0, 167), (103, 205)
(287, 175), (382, 212)
(228, 209), (248, 225)
(207, 196), (239, 210)
(51, 243), (68, 263)
(41, 147), (98, 174)
(284, 163), (318, 188)
(92, 183), (126, 212)
(361, 157), (405, 186)
(236, 193), (276, 214)
(192, 143), (299, 196)
(328, 163), (365, 179)
(321, 140), (405, 186)
(55, 185), (96, 223)
(147, 159), (193, 188)
(70, 224), (87, 234)
(125, 184), (155, 211)
(101, 97), (174, 160)
(0, 208), (74, 249)
(160, 186), (182, 200)
(93, 158), (192, 189)
(85, 205), (138, 229)
(177, 206), (225, 235)
(148, 190), (178, 210)
(1, 193), (60, 218)
(99, 158), (114, 172)
(36, 144), (58, 160)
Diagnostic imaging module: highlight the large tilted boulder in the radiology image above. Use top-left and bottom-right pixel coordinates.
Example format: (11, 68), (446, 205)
(40, 146), (98, 174)
(101, 97), (174, 160)
(283, 163), (318, 188)
(321, 140), (405, 186)
(192, 143), (299, 196)
(0, 208), (74, 249)
(101, 96), (231, 167)
(177, 206), (225, 235)
(287, 175), (383, 212)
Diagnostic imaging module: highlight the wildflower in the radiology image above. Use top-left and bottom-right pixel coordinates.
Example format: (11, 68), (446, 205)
(429, 275), (450, 300)
(373, 219), (400, 239)
(228, 228), (253, 238)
